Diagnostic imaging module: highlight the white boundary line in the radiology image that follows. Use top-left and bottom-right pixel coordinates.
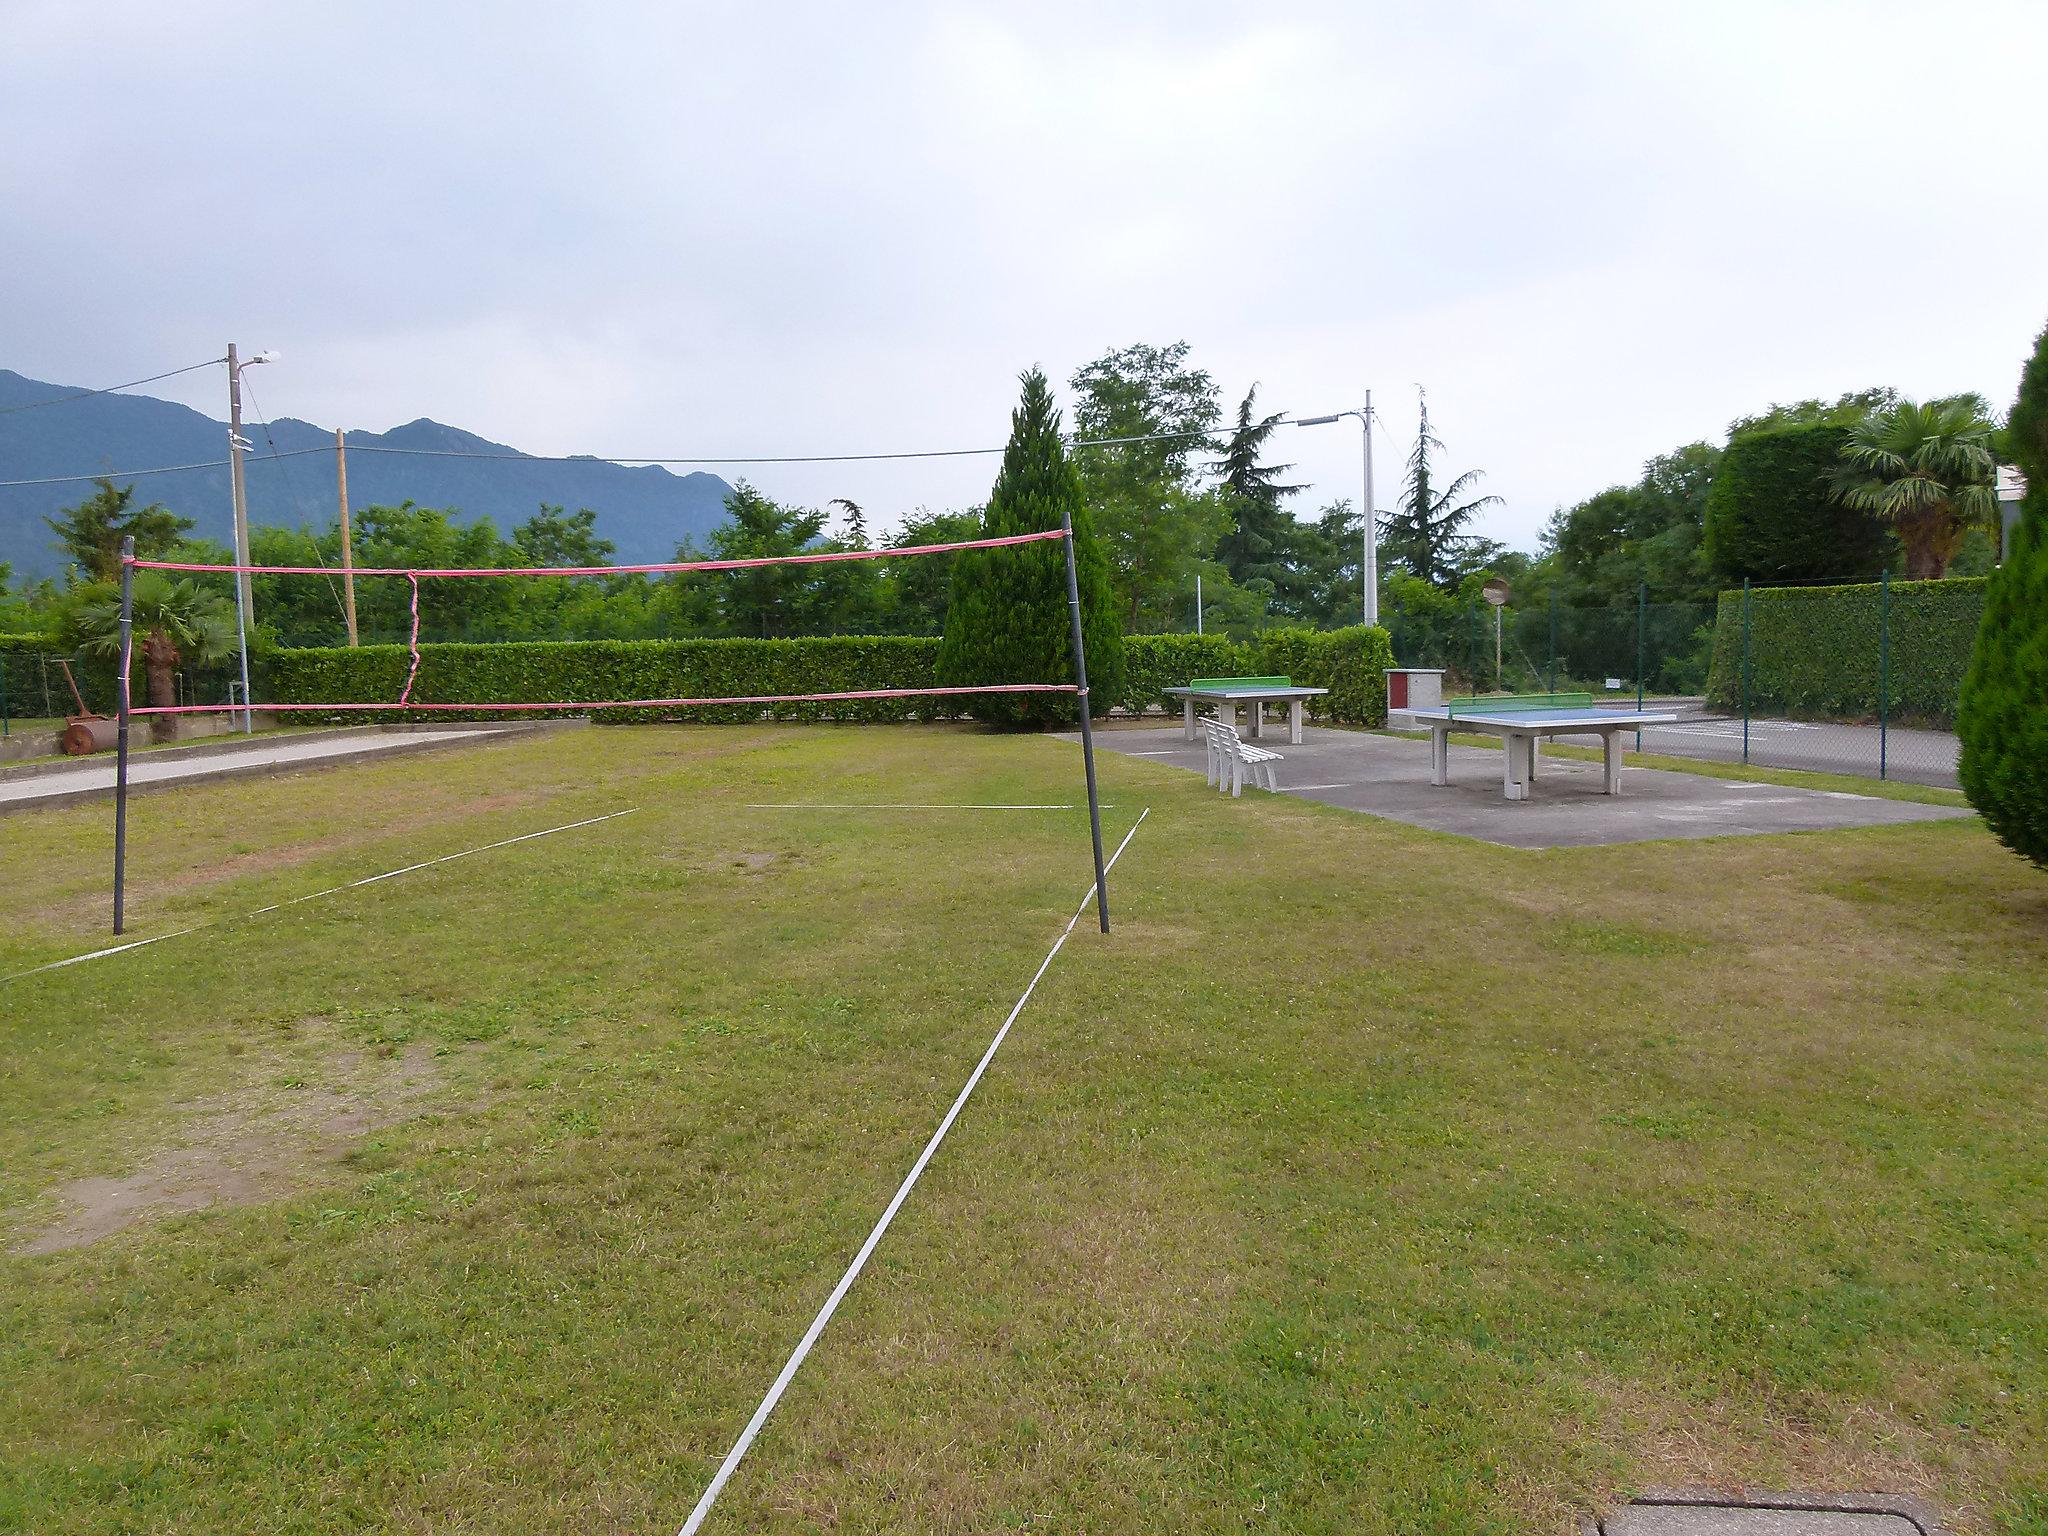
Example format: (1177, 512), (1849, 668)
(743, 803), (1114, 811)
(2, 808), (640, 982)
(675, 805), (1152, 1536)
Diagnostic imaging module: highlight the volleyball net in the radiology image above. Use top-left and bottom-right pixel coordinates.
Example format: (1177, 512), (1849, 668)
(106, 524), (1113, 936)
(123, 528), (1077, 718)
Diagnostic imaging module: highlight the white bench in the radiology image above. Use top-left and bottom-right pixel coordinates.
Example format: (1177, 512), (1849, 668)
(1201, 717), (1282, 796)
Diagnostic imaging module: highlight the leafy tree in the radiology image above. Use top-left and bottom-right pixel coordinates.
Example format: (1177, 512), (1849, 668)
(45, 479), (194, 584)
(1379, 389), (1501, 588)
(67, 573), (236, 711)
(694, 483), (830, 638)
(1543, 441), (1720, 605)
(1957, 321), (2048, 868)
(1833, 395), (2000, 579)
(1702, 424), (1892, 585)
(1727, 387), (1898, 439)
(1069, 343), (1226, 631)
(829, 499), (869, 550)
(1210, 384), (1307, 603)
(512, 505), (615, 568)
(937, 368), (1123, 724)
(883, 507), (981, 636)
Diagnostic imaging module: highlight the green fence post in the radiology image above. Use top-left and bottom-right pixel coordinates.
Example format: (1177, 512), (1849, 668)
(1879, 569), (1890, 781)
(1635, 583), (1647, 752)
(1, 653), (9, 738)
(1741, 579), (1752, 765)
(1547, 590), (1558, 693)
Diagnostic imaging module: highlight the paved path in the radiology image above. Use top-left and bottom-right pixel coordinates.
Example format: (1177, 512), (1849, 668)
(1631, 701), (1959, 788)
(1075, 725), (1971, 850)
(0, 728), (526, 814)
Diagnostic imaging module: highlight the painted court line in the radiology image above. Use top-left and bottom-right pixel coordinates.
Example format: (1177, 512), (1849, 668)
(744, 802), (1115, 810)
(675, 805), (1152, 1536)
(3, 808), (640, 982)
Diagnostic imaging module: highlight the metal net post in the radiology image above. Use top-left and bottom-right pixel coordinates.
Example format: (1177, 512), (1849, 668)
(1059, 508), (1110, 934)
(113, 536), (135, 934)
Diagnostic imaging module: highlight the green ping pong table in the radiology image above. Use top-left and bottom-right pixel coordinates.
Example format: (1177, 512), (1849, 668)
(1165, 676), (1330, 746)
(1406, 693), (1678, 801)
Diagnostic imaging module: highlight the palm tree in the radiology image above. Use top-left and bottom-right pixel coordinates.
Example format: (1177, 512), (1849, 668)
(1381, 389), (1501, 587)
(1833, 395), (1999, 579)
(69, 574), (237, 715)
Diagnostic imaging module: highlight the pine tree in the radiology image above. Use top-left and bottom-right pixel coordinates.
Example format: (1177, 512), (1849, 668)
(1379, 390), (1501, 588)
(1957, 322), (2048, 867)
(937, 368), (1124, 725)
(1211, 384), (1305, 601)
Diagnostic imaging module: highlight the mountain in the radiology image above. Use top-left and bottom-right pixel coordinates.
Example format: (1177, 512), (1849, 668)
(0, 369), (735, 579)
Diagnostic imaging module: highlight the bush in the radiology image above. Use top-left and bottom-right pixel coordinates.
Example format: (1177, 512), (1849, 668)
(1702, 423), (1892, 584)
(262, 628), (1395, 728)
(1957, 321), (2048, 867)
(1703, 577), (1988, 726)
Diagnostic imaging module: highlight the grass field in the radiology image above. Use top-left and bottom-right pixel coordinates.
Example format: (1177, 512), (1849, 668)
(3, 724), (2045, 1534)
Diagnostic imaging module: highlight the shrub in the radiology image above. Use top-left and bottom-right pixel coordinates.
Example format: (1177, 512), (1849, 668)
(1957, 322), (2048, 867)
(1702, 423), (1892, 584)
(937, 368), (1124, 724)
(261, 628), (1395, 728)
(1702, 577), (1987, 726)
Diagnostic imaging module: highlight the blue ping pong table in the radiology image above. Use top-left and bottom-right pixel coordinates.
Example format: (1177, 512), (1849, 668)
(1407, 693), (1678, 801)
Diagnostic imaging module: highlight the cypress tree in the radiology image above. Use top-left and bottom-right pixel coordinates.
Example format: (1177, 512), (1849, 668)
(1957, 322), (2048, 867)
(937, 368), (1124, 725)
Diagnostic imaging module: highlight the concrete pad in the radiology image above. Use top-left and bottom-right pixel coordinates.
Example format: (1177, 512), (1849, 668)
(1594, 1490), (1942, 1536)
(1606, 1509), (1919, 1536)
(1073, 726), (1972, 850)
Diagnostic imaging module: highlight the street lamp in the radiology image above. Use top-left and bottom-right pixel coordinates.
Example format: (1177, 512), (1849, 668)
(1297, 394), (1377, 626)
(225, 344), (277, 733)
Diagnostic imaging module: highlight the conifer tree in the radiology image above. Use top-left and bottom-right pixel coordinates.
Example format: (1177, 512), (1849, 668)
(1957, 322), (2048, 867)
(937, 368), (1124, 725)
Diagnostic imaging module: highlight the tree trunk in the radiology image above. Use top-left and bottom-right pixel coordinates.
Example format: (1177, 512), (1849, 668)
(142, 630), (180, 711)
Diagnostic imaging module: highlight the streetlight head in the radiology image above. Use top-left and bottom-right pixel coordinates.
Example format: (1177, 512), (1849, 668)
(248, 350), (279, 365)
(1295, 414), (1342, 427)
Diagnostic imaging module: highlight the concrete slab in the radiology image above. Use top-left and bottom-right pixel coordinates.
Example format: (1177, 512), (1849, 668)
(0, 725), (538, 815)
(1593, 1490), (1943, 1536)
(1073, 725), (1972, 850)
(1605, 1508), (1919, 1536)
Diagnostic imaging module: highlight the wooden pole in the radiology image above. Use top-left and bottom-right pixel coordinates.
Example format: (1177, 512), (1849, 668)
(335, 429), (359, 646)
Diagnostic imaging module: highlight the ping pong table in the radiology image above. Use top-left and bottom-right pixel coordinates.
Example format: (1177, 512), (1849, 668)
(1407, 693), (1678, 801)
(1166, 676), (1330, 746)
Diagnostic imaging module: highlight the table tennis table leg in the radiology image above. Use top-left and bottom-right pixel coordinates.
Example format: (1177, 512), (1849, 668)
(1218, 701), (1237, 737)
(1183, 698), (1197, 741)
(1431, 725), (1450, 786)
(1504, 732), (1532, 801)
(1248, 700), (1264, 739)
(1602, 729), (1624, 794)
(1528, 735), (1539, 783)
(1288, 698), (1304, 744)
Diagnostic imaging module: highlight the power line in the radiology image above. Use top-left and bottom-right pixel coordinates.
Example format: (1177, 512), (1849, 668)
(0, 358), (226, 417)
(0, 420), (1308, 488)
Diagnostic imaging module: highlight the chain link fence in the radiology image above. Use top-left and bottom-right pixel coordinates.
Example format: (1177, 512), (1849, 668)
(1383, 577), (1981, 787)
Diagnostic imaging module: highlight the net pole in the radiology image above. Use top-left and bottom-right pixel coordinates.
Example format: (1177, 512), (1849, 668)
(1060, 507), (1110, 934)
(113, 536), (135, 935)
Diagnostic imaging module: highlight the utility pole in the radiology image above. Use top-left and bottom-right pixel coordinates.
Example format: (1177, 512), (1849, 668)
(335, 429), (359, 646)
(1360, 389), (1376, 627)
(226, 343), (255, 733)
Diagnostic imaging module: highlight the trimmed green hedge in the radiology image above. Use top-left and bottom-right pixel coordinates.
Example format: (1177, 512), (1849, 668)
(1703, 578), (1987, 726)
(263, 626), (1396, 728)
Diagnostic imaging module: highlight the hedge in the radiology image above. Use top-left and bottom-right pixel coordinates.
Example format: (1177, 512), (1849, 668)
(262, 627), (1395, 728)
(1703, 577), (1987, 726)
(1701, 422), (1892, 584)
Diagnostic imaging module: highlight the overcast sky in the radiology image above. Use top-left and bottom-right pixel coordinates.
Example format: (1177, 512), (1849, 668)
(5, 0), (2044, 551)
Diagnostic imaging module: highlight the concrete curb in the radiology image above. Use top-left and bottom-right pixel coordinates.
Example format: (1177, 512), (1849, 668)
(0, 721), (576, 816)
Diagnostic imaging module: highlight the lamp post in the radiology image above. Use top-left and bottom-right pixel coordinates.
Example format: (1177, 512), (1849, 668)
(225, 344), (277, 732)
(1296, 392), (1377, 626)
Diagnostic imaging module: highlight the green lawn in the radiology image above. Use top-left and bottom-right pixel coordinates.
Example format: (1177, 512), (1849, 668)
(2, 725), (2044, 1534)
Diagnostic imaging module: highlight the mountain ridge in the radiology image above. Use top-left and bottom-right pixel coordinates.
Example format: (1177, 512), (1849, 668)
(0, 369), (735, 579)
